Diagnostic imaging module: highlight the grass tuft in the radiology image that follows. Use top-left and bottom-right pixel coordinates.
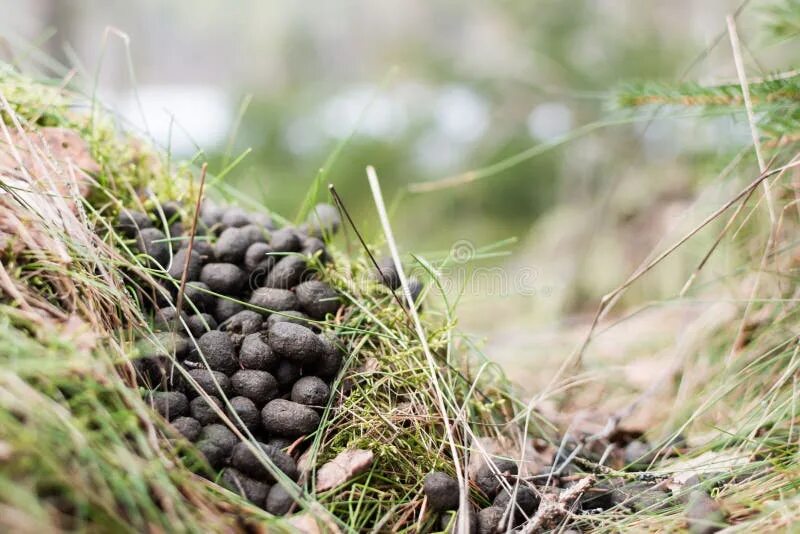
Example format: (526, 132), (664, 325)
(0, 62), (537, 532)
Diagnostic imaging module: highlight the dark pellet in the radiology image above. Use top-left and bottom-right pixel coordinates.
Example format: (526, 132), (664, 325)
(191, 240), (214, 262)
(117, 209), (152, 236)
(407, 277), (424, 304)
(189, 395), (223, 426)
(153, 307), (189, 331)
(215, 227), (251, 264)
(244, 242), (275, 273)
(197, 330), (237, 374)
(266, 310), (312, 330)
(300, 236), (327, 261)
(240, 223), (269, 245)
(239, 333), (277, 370)
(186, 313), (217, 339)
(220, 468), (270, 504)
(273, 360), (301, 389)
(136, 227), (170, 267)
(159, 201), (181, 221)
(264, 256), (306, 289)
(423, 471), (459, 511)
(306, 203), (341, 237)
(134, 356), (183, 391)
(231, 370), (278, 404)
(261, 399), (320, 437)
(307, 333), (343, 378)
(197, 440), (225, 469)
(294, 280), (340, 320)
(199, 201), (223, 230)
(228, 396), (260, 431)
(200, 263), (247, 295)
(230, 441), (298, 482)
(265, 484), (294, 515)
(474, 458), (518, 499)
(136, 332), (191, 360)
(199, 423), (238, 457)
(265, 437), (293, 450)
(214, 298), (245, 323)
(268, 322), (326, 366)
(373, 257), (400, 289)
(269, 228), (301, 253)
(168, 221), (184, 240)
(492, 485), (539, 520)
(183, 282), (215, 313)
(220, 310), (263, 337)
(168, 248), (202, 281)
(291, 376), (329, 406)
(250, 212), (275, 230)
(186, 369), (232, 397)
(171, 416), (202, 441)
(249, 288), (299, 314)
(149, 391), (188, 421)
(221, 207), (251, 228)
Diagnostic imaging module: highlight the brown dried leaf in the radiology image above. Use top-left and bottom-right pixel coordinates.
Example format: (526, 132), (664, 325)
(296, 447), (313, 478)
(0, 126), (97, 200)
(287, 516), (321, 534)
(316, 449), (374, 492)
(361, 357), (379, 374)
(33, 127), (100, 176)
(288, 514), (341, 534)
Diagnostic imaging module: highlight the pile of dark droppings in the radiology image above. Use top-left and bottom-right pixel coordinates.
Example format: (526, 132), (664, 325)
(423, 460), (534, 533)
(425, 435), (697, 534)
(127, 200), (348, 515)
(122, 200), (696, 530)
(371, 256), (424, 306)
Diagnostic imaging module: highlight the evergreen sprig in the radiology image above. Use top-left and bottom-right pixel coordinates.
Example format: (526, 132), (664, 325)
(617, 3), (800, 143)
(764, 0), (800, 40)
(617, 74), (800, 140)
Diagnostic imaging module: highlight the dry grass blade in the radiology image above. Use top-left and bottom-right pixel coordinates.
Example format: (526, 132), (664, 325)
(174, 162), (207, 320)
(727, 15), (771, 219)
(365, 165), (469, 530)
(564, 159), (800, 375)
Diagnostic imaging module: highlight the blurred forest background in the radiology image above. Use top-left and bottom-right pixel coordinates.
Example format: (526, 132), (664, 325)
(4, 0), (794, 387)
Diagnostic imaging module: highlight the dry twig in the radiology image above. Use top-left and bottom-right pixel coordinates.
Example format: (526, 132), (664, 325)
(522, 475), (596, 533)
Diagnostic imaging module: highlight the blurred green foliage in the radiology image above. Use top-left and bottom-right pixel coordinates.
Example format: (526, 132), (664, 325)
(209, 0), (699, 251)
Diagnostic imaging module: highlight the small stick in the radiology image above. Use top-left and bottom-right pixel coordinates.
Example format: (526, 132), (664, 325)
(328, 185), (353, 256)
(522, 475), (595, 533)
(175, 162), (207, 321)
(330, 182), (493, 403)
(562, 159), (798, 373)
(328, 183), (410, 317)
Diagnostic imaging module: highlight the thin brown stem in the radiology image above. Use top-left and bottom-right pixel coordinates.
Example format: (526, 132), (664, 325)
(175, 162), (207, 321)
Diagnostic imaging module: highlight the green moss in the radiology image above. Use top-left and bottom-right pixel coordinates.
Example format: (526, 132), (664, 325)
(0, 66), (193, 224)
